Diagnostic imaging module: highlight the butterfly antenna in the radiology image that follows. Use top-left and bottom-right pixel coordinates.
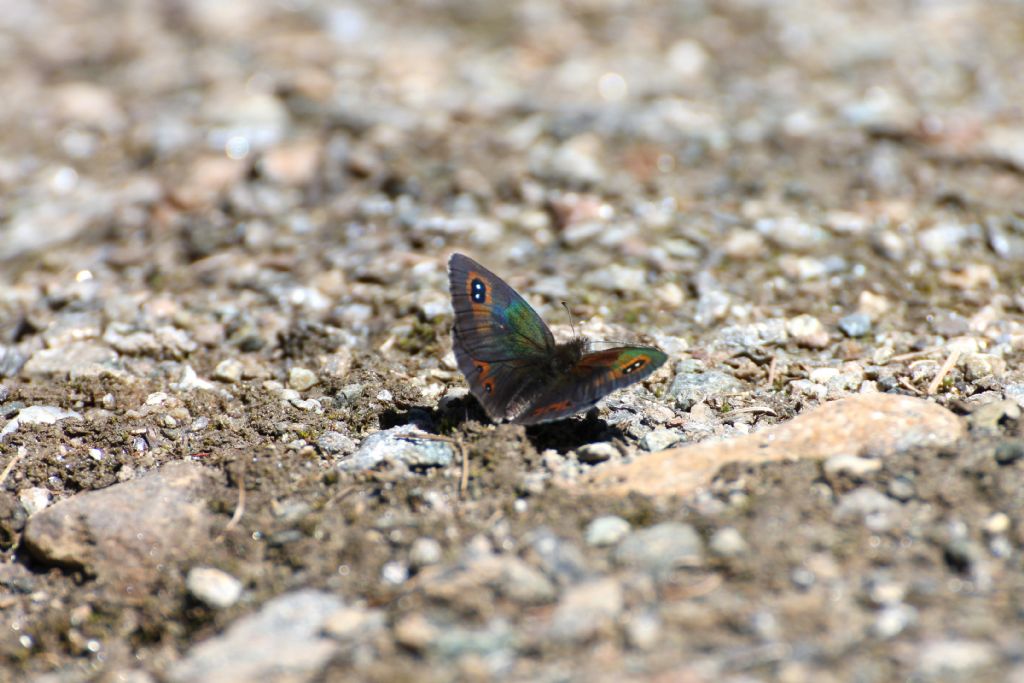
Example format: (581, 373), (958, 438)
(561, 301), (578, 339)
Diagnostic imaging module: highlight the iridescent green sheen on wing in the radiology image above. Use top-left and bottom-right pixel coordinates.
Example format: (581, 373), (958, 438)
(502, 299), (550, 352)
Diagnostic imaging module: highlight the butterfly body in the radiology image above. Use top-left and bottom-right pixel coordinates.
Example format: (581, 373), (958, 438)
(448, 253), (667, 425)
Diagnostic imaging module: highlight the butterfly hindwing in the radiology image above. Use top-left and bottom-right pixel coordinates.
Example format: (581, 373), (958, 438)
(452, 335), (550, 421)
(517, 347), (668, 425)
(449, 253), (555, 421)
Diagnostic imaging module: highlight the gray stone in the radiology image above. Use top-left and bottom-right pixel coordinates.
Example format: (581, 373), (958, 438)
(103, 323), (197, 357)
(1, 405), (82, 442)
(316, 431), (357, 456)
(0, 400), (22, 419)
(493, 556), (557, 605)
(834, 487), (899, 532)
(694, 271), (731, 326)
(584, 516), (631, 547)
(715, 320), (789, 350)
(582, 265), (646, 293)
(525, 528), (588, 585)
(640, 428), (683, 452)
(613, 522), (703, 574)
(0, 346), (28, 377)
(22, 342), (118, 380)
(186, 567), (243, 609)
(994, 440), (1024, 465)
(838, 312), (872, 338)
(23, 461), (217, 587)
(1005, 383), (1024, 409)
(886, 476), (916, 501)
(668, 370), (744, 410)
(433, 619), (514, 660)
(338, 425), (454, 471)
(167, 590), (342, 683)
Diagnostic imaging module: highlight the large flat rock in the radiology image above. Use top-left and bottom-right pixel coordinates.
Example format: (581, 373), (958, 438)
(22, 461), (218, 590)
(584, 394), (965, 497)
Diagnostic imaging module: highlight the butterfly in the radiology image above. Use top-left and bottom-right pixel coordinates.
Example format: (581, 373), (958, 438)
(447, 253), (668, 425)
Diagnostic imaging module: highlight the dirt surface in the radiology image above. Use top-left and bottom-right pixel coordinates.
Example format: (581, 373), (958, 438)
(2, 1), (1024, 682)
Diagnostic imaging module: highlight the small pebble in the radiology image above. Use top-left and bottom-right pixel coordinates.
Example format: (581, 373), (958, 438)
(873, 604), (917, 639)
(994, 440), (1024, 465)
(708, 527), (748, 557)
(409, 537), (443, 568)
(838, 312), (872, 338)
(613, 522), (703, 575)
(786, 314), (830, 349)
(288, 367), (318, 391)
(213, 359), (244, 383)
(640, 428), (683, 452)
(186, 567), (243, 609)
(381, 561), (409, 585)
(322, 606), (386, 643)
(18, 487), (53, 516)
(624, 611), (662, 650)
(886, 476), (916, 501)
(575, 442), (619, 464)
(394, 613), (438, 652)
(584, 516), (631, 547)
(823, 454), (882, 479)
(834, 488), (899, 532)
(317, 431), (357, 456)
(982, 512), (1010, 535)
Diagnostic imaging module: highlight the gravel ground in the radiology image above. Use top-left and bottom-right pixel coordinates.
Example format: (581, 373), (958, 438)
(2, 1), (1024, 681)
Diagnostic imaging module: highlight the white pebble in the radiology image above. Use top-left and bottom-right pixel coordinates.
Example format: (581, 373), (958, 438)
(186, 567), (243, 609)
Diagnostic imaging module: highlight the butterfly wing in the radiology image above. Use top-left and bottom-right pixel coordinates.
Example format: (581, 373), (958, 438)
(516, 346), (668, 425)
(448, 253), (557, 421)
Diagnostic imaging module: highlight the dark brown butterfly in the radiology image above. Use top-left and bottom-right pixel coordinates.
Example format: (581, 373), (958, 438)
(448, 253), (667, 425)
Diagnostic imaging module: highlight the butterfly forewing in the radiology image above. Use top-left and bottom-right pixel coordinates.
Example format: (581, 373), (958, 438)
(448, 253), (556, 421)
(517, 347), (668, 425)
(448, 254), (554, 360)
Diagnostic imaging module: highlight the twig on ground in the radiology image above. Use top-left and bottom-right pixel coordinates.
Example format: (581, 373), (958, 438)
(0, 447), (27, 488)
(224, 465), (247, 533)
(927, 348), (961, 395)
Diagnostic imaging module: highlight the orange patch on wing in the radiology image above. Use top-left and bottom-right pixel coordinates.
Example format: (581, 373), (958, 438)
(474, 361), (496, 394)
(531, 399), (572, 417)
(474, 361), (492, 382)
